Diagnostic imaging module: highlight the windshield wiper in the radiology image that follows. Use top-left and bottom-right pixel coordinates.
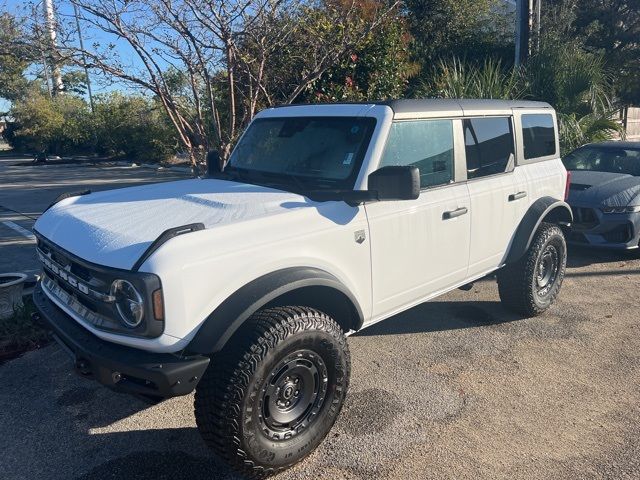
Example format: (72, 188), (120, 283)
(223, 166), (256, 184)
(279, 171), (307, 193)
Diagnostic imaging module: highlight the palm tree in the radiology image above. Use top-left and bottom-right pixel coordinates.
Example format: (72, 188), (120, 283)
(526, 45), (624, 154)
(421, 49), (624, 155)
(421, 57), (526, 100)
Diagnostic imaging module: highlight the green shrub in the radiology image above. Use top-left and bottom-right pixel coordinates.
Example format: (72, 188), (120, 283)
(419, 57), (526, 100)
(92, 93), (178, 163)
(8, 91), (93, 154)
(6, 91), (179, 163)
(0, 297), (49, 362)
(422, 51), (624, 154)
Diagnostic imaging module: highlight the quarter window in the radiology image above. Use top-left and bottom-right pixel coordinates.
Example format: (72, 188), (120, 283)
(522, 114), (556, 159)
(380, 119), (454, 189)
(463, 117), (515, 179)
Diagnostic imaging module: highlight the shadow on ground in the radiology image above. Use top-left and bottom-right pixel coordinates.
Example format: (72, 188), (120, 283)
(76, 437), (241, 480)
(356, 300), (524, 337)
(567, 244), (639, 268)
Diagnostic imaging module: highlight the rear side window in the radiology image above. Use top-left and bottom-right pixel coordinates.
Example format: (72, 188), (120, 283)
(380, 119), (454, 188)
(522, 114), (556, 159)
(463, 117), (515, 179)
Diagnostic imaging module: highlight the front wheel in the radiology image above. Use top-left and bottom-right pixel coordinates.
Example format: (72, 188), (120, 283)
(194, 306), (350, 478)
(498, 222), (567, 317)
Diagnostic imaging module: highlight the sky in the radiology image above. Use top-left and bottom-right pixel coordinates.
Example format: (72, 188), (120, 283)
(2, 0), (142, 112)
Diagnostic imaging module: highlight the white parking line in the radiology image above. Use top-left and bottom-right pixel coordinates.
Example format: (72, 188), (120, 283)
(2, 221), (36, 241)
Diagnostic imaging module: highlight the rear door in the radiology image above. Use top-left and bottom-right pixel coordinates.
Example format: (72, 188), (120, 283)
(514, 110), (565, 202)
(463, 116), (522, 277)
(365, 118), (471, 321)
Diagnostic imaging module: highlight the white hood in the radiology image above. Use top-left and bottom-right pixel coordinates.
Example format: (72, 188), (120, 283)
(34, 178), (308, 269)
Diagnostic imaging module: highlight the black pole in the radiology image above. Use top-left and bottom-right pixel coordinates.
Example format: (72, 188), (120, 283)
(515, 0), (531, 66)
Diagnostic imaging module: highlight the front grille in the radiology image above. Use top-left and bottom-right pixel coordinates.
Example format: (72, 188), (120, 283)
(571, 206), (599, 229)
(570, 183), (591, 192)
(35, 232), (164, 338)
(41, 274), (118, 330)
(35, 235), (120, 328)
(568, 231), (588, 244)
(602, 224), (633, 243)
(38, 241), (93, 282)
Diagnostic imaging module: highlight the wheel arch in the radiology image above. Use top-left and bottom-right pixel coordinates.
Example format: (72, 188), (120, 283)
(505, 196), (572, 265)
(186, 267), (364, 354)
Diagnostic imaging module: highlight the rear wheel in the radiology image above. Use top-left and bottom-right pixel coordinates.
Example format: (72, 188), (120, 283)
(194, 306), (350, 478)
(498, 222), (567, 316)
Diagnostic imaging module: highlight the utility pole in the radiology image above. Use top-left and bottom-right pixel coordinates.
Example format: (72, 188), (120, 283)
(43, 0), (64, 94)
(514, 0), (531, 66)
(73, 3), (95, 113)
(33, 18), (53, 98)
(534, 0), (542, 53)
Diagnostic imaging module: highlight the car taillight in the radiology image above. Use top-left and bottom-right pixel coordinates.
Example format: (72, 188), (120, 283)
(564, 170), (572, 201)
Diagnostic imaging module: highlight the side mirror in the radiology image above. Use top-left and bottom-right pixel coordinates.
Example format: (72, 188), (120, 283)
(206, 150), (222, 176)
(368, 166), (420, 201)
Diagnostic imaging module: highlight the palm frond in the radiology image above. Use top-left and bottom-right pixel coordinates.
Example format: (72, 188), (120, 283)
(557, 111), (624, 155)
(422, 56), (526, 100)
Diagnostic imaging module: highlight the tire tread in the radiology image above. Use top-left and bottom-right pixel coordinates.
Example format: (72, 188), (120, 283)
(498, 222), (566, 317)
(194, 306), (350, 478)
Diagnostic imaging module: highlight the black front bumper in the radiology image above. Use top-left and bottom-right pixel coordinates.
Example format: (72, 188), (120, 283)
(33, 283), (210, 398)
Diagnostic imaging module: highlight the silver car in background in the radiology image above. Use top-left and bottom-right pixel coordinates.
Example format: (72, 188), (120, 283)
(563, 141), (640, 250)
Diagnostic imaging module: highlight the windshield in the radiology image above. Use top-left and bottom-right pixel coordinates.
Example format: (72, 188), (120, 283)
(227, 116), (376, 190)
(563, 146), (640, 176)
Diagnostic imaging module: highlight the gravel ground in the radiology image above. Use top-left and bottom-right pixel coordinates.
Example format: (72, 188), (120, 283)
(1, 246), (638, 480)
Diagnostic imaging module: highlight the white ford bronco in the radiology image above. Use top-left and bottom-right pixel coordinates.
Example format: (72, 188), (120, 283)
(33, 99), (572, 476)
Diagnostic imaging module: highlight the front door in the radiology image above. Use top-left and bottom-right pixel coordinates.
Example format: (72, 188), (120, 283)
(365, 118), (471, 322)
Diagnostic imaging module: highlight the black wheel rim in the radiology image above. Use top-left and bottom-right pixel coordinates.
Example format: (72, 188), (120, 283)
(536, 244), (559, 297)
(259, 349), (328, 441)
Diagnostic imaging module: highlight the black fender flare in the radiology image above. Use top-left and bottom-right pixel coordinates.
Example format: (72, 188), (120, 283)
(186, 267), (364, 354)
(505, 196), (573, 264)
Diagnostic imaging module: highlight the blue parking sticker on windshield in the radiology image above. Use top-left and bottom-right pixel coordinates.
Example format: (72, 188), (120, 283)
(343, 153), (354, 165)
(350, 125), (360, 134)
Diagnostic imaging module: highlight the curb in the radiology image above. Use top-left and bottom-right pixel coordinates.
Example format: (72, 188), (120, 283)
(132, 163), (194, 174)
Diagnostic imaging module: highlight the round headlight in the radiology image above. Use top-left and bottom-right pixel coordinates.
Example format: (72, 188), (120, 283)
(111, 279), (144, 328)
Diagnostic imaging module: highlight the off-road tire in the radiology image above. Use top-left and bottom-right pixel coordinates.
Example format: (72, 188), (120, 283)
(194, 306), (350, 478)
(498, 222), (567, 317)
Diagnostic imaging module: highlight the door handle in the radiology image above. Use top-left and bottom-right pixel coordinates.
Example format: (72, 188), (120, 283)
(443, 207), (468, 220)
(508, 191), (527, 201)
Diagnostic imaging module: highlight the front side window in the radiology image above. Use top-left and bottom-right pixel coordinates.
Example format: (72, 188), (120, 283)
(464, 117), (515, 179)
(228, 116), (376, 189)
(379, 119), (454, 188)
(522, 114), (556, 159)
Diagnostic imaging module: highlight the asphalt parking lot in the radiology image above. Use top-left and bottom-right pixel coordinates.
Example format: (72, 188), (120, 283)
(0, 156), (190, 280)
(1, 158), (639, 480)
